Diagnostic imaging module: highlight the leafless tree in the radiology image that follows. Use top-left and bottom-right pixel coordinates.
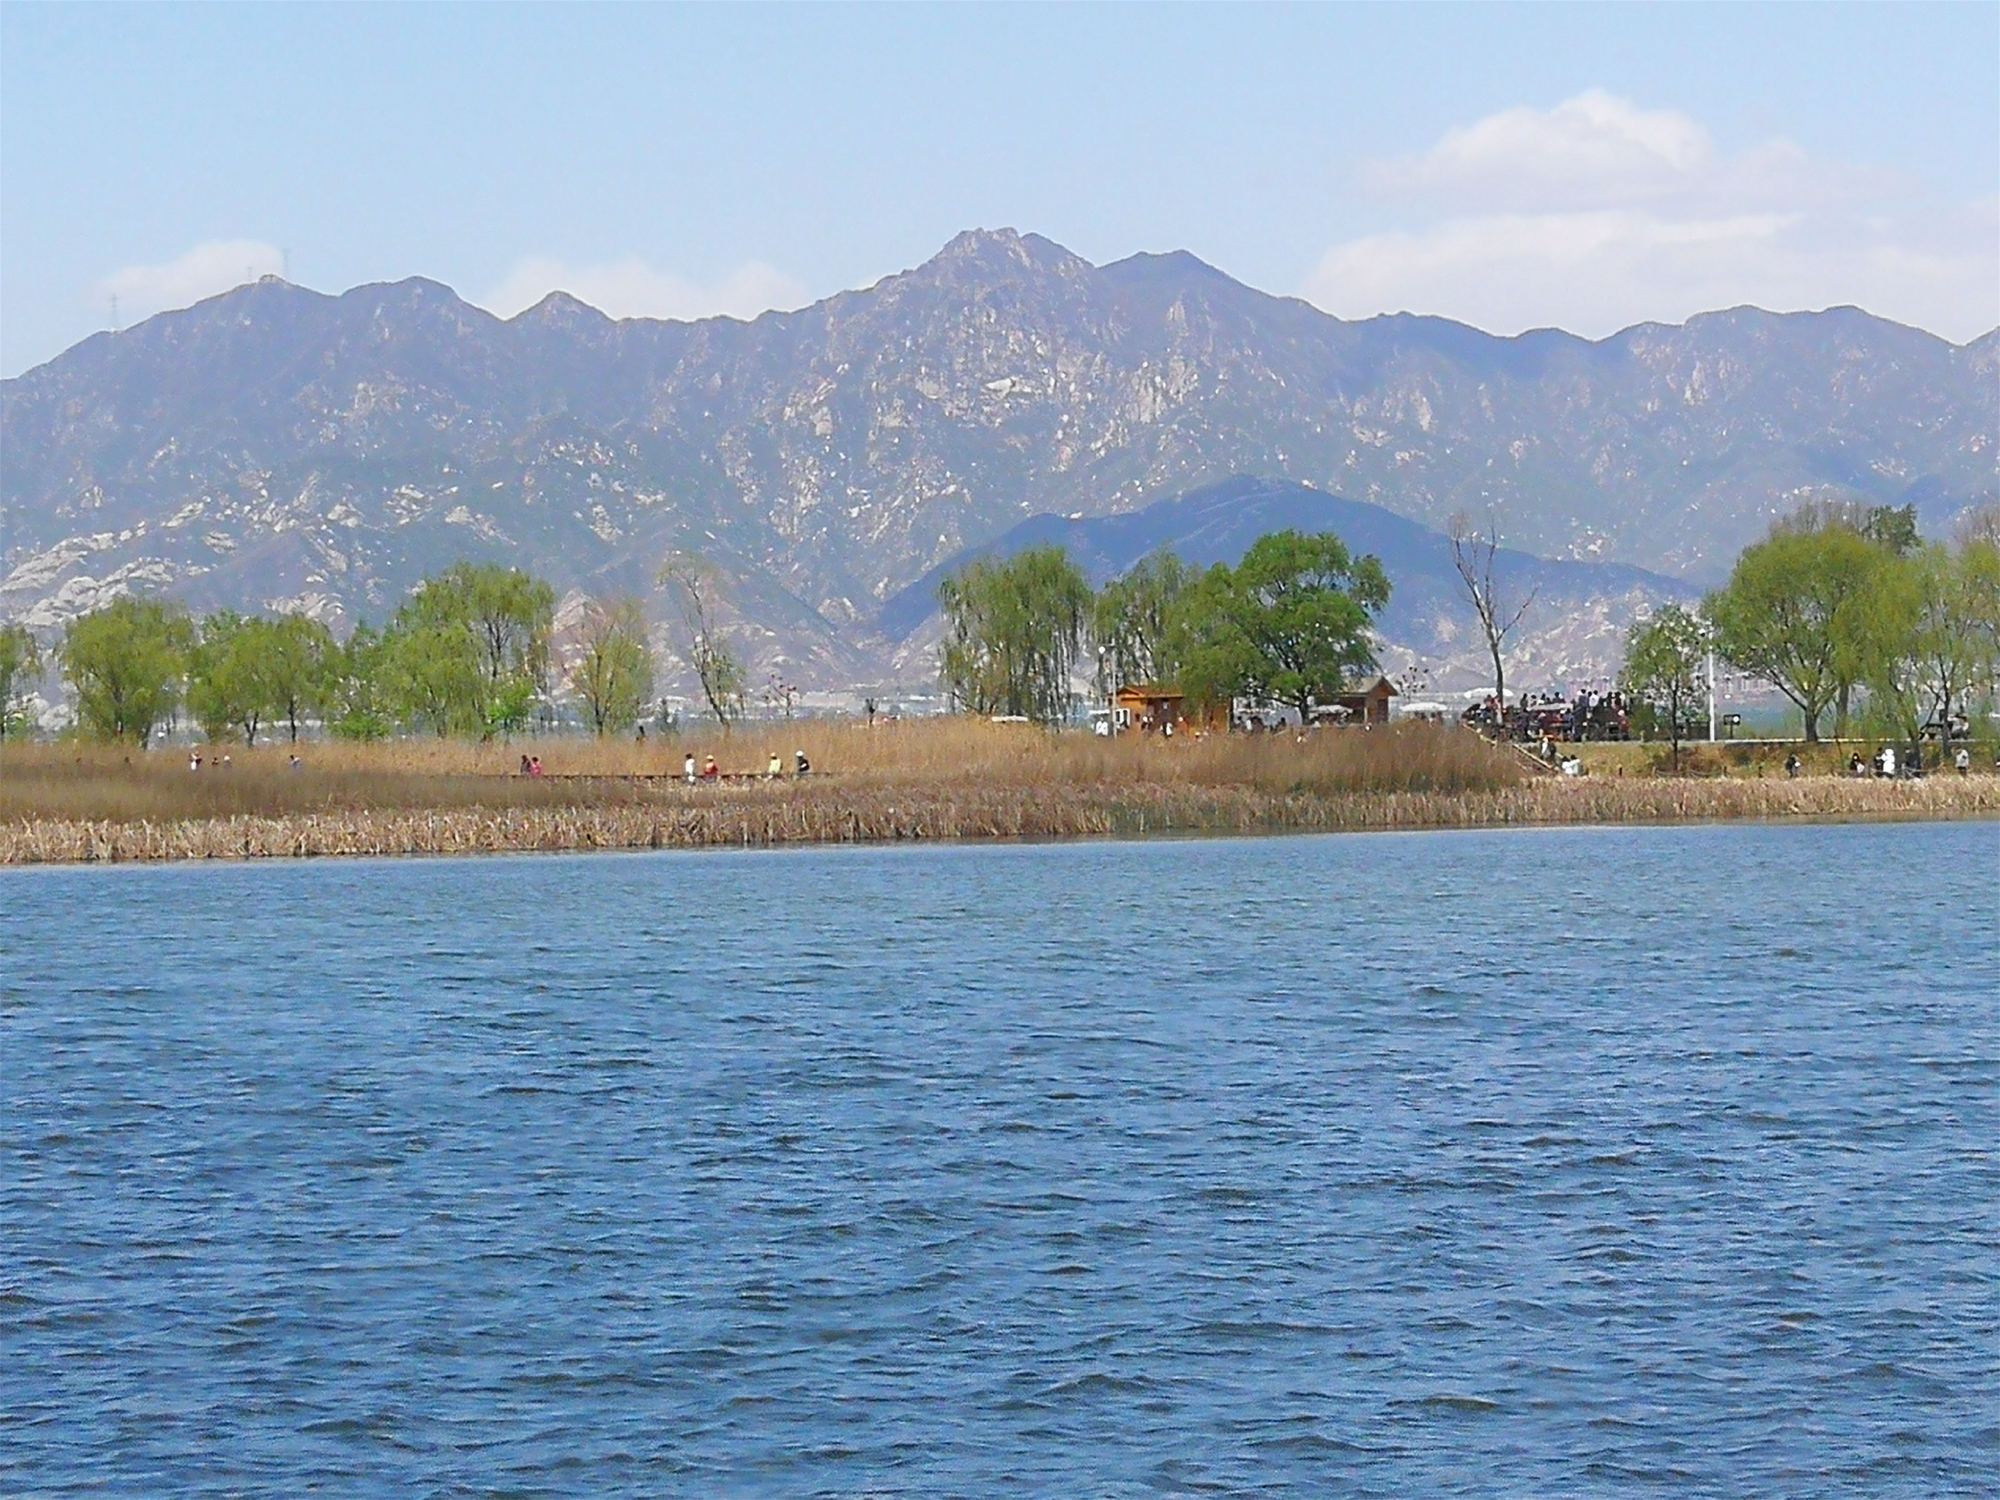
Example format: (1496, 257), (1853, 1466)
(659, 553), (745, 728)
(1449, 513), (1538, 720)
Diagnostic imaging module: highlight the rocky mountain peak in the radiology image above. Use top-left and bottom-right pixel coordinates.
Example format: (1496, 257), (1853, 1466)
(925, 227), (1089, 279)
(514, 290), (613, 327)
(2, 229), (1992, 691)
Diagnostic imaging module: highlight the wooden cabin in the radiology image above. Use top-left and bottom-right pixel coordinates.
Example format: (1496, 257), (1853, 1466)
(1321, 675), (1398, 726)
(1112, 684), (1185, 733)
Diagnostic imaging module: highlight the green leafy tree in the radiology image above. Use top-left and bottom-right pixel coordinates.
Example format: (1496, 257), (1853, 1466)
(1093, 551), (1194, 693)
(407, 562), (555, 691)
(60, 597), (195, 745)
(189, 611), (277, 744)
(1862, 542), (2000, 766)
(265, 613), (338, 742)
(326, 625), (394, 741)
(385, 564), (555, 737)
(1776, 499), (1920, 557)
(1706, 526), (1886, 742)
(1621, 604), (1709, 772)
(1174, 530), (1390, 721)
(660, 554), (746, 727)
(1766, 502), (1921, 731)
(0, 623), (41, 742)
(1957, 508), (2000, 705)
(381, 618), (488, 738)
(937, 545), (1093, 722)
(570, 598), (655, 735)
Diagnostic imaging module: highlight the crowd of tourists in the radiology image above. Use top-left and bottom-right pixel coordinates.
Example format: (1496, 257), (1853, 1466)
(1466, 689), (1632, 742)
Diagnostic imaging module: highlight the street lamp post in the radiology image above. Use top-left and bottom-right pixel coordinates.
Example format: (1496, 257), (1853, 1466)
(1708, 642), (1718, 743)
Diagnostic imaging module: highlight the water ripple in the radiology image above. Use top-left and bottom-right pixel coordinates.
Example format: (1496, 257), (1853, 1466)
(3, 821), (1997, 1495)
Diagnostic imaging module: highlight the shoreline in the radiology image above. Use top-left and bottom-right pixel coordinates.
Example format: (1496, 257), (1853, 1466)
(4, 775), (1994, 866)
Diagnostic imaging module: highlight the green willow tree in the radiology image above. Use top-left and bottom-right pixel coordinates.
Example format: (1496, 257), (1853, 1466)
(188, 611), (276, 744)
(1621, 603), (1709, 772)
(326, 625), (394, 741)
(0, 623), (40, 741)
(265, 613), (338, 743)
(569, 597), (656, 735)
(60, 597), (195, 744)
(381, 618), (488, 738)
(1706, 525), (1887, 742)
(385, 564), (554, 737)
(1093, 550), (1195, 693)
(1766, 500), (1920, 732)
(1174, 530), (1390, 721)
(937, 545), (1093, 723)
(1861, 541), (2000, 764)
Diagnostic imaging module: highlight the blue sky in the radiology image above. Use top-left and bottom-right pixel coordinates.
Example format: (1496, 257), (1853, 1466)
(3, 1), (1996, 374)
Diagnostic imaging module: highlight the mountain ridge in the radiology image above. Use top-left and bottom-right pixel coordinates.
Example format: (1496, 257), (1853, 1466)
(3, 227), (1994, 691)
(16, 229), (1989, 387)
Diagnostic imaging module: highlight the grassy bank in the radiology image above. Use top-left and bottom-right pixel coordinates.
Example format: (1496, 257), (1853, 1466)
(1, 723), (1993, 865)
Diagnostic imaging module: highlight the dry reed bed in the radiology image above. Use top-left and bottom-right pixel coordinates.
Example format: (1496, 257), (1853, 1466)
(0, 721), (1516, 824)
(2, 773), (1992, 866)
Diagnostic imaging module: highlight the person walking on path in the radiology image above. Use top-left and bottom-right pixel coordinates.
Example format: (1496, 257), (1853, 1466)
(1955, 745), (1971, 776)
(684, 753), (697, 784)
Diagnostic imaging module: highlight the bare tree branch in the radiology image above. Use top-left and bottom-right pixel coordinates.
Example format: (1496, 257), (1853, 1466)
(659, 552), (745, 727)
(1449, 512), (1538, 725)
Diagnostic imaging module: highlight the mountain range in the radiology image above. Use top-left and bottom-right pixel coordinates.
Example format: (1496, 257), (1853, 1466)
(2, 228), (1993, 695)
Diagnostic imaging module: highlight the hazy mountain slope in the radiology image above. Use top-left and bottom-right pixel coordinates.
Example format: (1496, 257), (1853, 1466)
(2, 228), (1992, 690)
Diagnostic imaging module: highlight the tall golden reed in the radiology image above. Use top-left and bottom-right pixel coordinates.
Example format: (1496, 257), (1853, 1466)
(1, 722), (1992, 865)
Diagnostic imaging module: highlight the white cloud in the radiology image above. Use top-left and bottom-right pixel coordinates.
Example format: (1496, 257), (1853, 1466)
(1311, 92), (2000, 341)
(96, 239), (285, 321)
(1378, 89), (1712, 202)
(481, 255), (808, 323)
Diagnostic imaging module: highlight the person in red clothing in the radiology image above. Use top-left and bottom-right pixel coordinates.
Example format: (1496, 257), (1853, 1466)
(702, 754), (720, 781)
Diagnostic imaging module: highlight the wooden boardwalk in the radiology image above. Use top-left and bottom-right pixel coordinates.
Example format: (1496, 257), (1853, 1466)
(511, 772), (833, 786)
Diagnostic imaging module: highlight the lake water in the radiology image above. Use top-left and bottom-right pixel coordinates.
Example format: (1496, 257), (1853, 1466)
(3, 821), (1997, 1496)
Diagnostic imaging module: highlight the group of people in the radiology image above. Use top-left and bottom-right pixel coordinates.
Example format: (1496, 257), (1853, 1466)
(1532, 734), (1585, 777)
(1839, 745), (1976, 778)
(508, 749), (816, 781)
(1467, 689), (1631, 743)
(681, 750), (810, 783)
(187, 748), (307, 771)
